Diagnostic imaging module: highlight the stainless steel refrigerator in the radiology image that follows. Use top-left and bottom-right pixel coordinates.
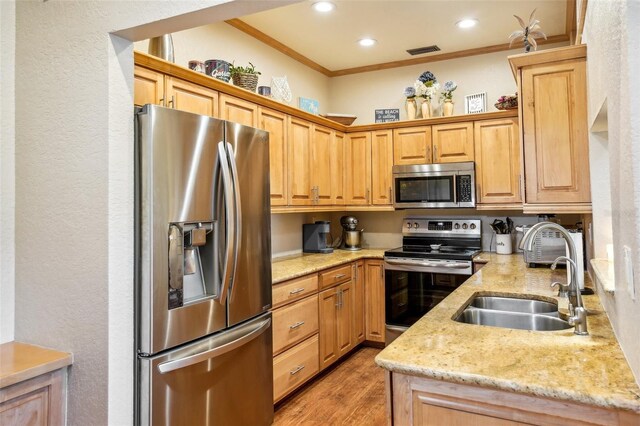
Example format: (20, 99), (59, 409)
(135, 105), (273, 425)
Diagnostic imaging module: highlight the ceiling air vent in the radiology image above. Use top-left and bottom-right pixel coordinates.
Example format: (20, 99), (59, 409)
(406, 45), (441, 56)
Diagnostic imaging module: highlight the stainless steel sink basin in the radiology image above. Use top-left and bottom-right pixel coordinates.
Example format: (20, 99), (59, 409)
(455, 308), (572, 331)
(470, 296), (558, 314)
(454, 294), (571, 331)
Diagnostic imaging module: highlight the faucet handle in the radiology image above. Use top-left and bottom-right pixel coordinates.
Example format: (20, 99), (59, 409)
(551, 281), (570, 297)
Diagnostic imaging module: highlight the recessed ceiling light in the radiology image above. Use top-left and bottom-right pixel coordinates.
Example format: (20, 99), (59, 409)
(456, 19), (478, 29)
(358, 38), (377, 47)
(312, 1), (335, 13)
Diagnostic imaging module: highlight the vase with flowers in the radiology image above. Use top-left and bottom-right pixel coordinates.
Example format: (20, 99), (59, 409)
(415, 71), (439, 118)
(440, 80), (457, 116)
(404, 86), (417, 120)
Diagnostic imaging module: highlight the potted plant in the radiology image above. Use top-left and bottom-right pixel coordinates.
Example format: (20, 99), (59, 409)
(230, 62), (261, 92)
(404, 86), (417, 120)
(414, 71), (439, 118)
(440, 80), (457, 116)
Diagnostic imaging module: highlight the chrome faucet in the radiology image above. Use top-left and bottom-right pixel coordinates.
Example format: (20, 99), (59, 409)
(519, 222), (588, 335)
(550, 256), (576, 298)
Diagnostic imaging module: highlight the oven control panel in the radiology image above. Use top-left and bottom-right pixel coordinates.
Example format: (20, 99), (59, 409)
(403, 217), (481, 236)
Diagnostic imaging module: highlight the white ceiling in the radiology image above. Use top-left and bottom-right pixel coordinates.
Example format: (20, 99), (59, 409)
(240, 0), (568, 71)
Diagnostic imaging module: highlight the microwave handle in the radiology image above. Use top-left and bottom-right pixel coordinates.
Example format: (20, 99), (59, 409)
(453, 173), (458, 204)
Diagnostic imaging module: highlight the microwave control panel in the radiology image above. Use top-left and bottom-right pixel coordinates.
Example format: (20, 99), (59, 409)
(457, 175), (473, 203)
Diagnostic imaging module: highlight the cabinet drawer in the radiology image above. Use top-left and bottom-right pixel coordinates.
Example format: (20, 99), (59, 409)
(272, 295), (319, 355)
(273, 334), (319, 402)
(319, 264), (352, 289)
(272, 274), (318, 309)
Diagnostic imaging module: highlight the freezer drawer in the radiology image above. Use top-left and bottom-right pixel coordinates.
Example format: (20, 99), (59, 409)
(138, 313), (273, 426)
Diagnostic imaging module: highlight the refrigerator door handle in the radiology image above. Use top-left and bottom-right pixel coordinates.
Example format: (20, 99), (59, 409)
(157, 317), (271, 374)
(217, 141), (236, 304)
(226, 143), (242, 302)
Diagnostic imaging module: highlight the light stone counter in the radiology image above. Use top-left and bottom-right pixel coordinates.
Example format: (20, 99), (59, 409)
(376, 253), (640, 413)
(272, 249), (386, 284)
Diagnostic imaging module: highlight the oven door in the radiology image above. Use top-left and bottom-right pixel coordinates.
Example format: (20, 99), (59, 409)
(393, 171), (458, 209)
(384, 259), (470, 344)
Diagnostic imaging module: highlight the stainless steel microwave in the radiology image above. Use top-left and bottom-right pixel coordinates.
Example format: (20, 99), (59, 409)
(393, 161), (476, 209)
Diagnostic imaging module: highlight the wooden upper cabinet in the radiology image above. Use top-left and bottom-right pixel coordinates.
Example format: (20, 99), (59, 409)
(432, 122), (474, 163)
(165, 76), (218, 117)
(371, 130), (394, 205)
(474, 118), (522, 204)
(345, 132), (372, 205)
(520, 57), (590, 204)
(287, 117), (313, 206)
(219, 93), (258, 127)
(134, 66), (163, 107)
(310, 125), (334, 205)
(393, 126), (432, 165)
(258, 107), (287, 206)
(332, 132), (346, 205)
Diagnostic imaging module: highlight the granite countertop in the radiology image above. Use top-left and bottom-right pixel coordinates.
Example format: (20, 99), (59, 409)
(0, 341), (73, 389)
(272, 248), (386, 284)
(376, 253), (640, 413)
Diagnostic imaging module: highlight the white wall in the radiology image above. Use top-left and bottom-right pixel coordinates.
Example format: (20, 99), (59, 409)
(0, 0), (16, 344)
(10, 1), (298, 425)
(136, 21), (331, 113)
(584, 0), (640, 382)
(328, 43), (567, 125)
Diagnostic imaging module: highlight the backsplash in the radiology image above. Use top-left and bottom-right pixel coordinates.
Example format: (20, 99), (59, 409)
(271, 210), (583, 258)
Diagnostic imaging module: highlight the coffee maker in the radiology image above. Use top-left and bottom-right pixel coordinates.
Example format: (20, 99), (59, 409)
(340, 216), (363, 251)
(303, 221), (334, 253)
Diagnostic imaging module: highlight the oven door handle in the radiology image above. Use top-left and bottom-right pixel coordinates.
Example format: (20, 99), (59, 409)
(443, 263), (470, 269)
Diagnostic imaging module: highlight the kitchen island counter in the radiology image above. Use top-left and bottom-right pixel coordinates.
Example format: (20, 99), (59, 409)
(376, 253), (640, 414)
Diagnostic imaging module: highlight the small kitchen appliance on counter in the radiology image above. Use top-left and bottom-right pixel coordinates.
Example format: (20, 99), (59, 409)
(340, 215), (363, 251)
(303, 221), (333, 253)
(384, 217), (482, 345)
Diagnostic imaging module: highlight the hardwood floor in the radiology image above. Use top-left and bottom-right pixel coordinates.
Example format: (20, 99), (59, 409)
(274, 347), (386, 426)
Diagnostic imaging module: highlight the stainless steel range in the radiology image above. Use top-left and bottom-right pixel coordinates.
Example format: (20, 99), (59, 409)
(384, 217), (481, 344)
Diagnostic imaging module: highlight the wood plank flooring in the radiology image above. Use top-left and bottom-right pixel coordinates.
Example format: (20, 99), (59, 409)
(273, 347), (386, 426)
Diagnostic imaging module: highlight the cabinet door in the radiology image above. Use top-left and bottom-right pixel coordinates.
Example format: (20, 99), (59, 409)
(219, 93), (258, 127)
(365, 260), (385, 342)
(134, 66), (163, 107)
(352, 261), (366, 344)
(318, 287), (339, 370)
(432, 122), (474, 163)
(371, 130), (394, 205)
(310, 125), (333, 205)
(393, 126), (432, 165)
(258, 107), (288, 206)
(521, 59), (590, 203)
(474, 118), (522, 204)
(332, 131), (346, 205)
(287, 117), (313, 206)
(337, 281), (354, 357)
(345, 132), (372, 205)
(165, 76), (218, 117)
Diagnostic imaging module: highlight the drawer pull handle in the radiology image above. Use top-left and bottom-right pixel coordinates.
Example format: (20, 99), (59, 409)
(334, 273), (346, 279)
(290, 365), (305, 375)
(289, 288), (305, 295)
(289, 321), (305, 329)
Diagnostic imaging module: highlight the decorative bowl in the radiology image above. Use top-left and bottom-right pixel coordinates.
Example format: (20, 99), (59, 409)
(320, 113), (357, 126)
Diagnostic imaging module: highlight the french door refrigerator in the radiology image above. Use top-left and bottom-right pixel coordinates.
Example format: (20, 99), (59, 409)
(135, 105), (273, 425)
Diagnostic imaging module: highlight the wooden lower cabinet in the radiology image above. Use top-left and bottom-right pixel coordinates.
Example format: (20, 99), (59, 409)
(0, 369), (67, 426)
(272, 295), (319, 356)
(353, 261), (366, 344)
(319, 282), (354, 370)
(389, 373), (639, 426)
(365, 260), (386, 343)
(273, 335), (319, 403)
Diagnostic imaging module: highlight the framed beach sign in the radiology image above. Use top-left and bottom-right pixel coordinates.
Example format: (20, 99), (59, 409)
(298, 97), (320, 115)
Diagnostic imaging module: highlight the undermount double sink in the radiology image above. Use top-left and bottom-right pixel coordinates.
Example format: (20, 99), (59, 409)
(454, 295), (573, 331)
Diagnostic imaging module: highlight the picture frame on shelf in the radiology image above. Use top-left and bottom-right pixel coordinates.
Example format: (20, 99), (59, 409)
(465, 92), (487, 114)
(298, 97), (320, 115)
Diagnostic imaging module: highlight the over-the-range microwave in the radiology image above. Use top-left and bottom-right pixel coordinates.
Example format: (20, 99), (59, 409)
(393, 161), (476, 209)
